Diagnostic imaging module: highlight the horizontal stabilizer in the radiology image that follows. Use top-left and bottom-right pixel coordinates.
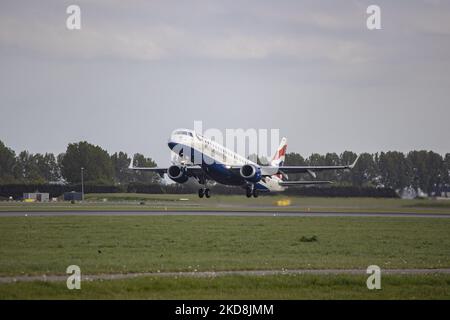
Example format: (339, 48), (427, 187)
(279, 180), (332, 186)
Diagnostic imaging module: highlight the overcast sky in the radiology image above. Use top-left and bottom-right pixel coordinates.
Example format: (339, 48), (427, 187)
(0, 0), (449, 166)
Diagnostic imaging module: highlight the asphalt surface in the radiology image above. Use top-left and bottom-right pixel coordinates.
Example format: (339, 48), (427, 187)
(0, 210), (449, 218)
(1, 268), (450, 283)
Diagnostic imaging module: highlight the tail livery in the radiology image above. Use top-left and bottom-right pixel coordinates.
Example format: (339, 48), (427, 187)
(271, 137), (287, 167)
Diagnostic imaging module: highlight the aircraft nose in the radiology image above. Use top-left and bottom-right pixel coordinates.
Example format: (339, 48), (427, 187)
(168, 138), (177, 150)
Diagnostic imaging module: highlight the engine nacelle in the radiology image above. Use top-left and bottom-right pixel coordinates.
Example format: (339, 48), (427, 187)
(240, 164), (262, 183)
(167, 165), (189, 183)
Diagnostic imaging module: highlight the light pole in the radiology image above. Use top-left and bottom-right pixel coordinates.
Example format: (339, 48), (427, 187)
(81, 167), (84, 202)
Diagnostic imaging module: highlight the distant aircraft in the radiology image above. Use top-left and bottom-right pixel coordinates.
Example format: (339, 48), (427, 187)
(129, 129), (359, 198)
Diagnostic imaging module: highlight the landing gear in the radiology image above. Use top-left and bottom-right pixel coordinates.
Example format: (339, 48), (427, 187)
(197, 175), (211, 199)
(198, 188), (211, 198)
(246, 185), (259, 198)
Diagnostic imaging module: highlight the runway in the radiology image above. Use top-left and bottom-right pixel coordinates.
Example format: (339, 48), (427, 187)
(1, 268), (449, 283)
(0, 210), (449, 218)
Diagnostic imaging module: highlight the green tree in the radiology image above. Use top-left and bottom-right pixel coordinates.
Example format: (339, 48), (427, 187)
(428, 151), (446, 194)
(378, 151), (411, 190)
(40, 153), (60, 182)
(285, 153), (306, 166)
(284, 152), (306, 181)
(131, 153), (159, 183)
(111, 152), (133, 184)
(407, 151), (445, 194)
(321, 152), (340, 181)
(338, 151), (358, 185)
(60, 141), (114, 184)
(307, 153), (326, 166)
(15, 152), (60, 183)
(15, 151), (44, 183)
(0, 140), (16, 183)
(305, 153), (326, 180)
(347, 153), (378, 187)
(444, 153), (450, 185)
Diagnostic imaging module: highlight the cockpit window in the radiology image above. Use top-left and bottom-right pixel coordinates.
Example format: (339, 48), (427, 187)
(174, 131), (193, 137)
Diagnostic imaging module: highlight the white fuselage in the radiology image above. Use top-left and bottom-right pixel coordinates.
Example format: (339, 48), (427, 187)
(168, 129), (285, 192)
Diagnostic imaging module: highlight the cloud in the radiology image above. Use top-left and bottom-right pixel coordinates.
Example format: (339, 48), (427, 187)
(0, 17), (173, 60)
(0, 15), (376, 64)
(0, 0), (448, 65)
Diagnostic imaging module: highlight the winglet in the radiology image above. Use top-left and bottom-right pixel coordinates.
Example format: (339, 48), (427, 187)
(128, 158), (134, 170)
(348, 154), (360, 169)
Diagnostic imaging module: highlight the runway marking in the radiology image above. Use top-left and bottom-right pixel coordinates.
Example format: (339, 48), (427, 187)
(0, 210), (449, 218)
(1, 268), (449, 283)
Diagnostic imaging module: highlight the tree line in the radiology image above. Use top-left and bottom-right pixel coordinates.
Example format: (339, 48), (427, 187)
(1, 139), (449, 195)
(285, 151), (450, 194)
(0, 140), (159, 185)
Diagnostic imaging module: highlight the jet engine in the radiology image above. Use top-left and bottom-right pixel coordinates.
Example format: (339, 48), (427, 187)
(240, 164), (262, 183)
(167, 165), (189, 183)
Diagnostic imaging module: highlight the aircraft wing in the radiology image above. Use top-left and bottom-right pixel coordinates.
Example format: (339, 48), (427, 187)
(259, 155), (360, 177)
(128, 166), (168, 174)
(128, 164), (204, 177)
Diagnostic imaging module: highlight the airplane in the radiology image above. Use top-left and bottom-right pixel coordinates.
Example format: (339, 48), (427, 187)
(129, 128), (359, 198)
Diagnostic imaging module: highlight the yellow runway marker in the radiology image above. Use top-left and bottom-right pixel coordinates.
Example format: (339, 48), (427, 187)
(276, 199), (291, 207)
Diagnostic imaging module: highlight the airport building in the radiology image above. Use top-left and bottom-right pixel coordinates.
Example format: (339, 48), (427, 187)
(23, 192), (49, 202)
(64, 191), (83, 201)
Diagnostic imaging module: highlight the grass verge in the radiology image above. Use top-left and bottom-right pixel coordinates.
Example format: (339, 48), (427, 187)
(0, 274), (449, 299)
(0, 216), (449, 276)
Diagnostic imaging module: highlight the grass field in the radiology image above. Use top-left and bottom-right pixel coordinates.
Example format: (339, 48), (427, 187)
(1, 274), (449, 299)
(1, 196), (449, 299)
(0, 194), (449, 213)
(0, 216), (449, 276)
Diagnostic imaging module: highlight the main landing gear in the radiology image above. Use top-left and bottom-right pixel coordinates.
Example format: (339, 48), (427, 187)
(246, 185), (258, 198)
(198, 188), (211, 198)
(197, 176), (211, 199)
